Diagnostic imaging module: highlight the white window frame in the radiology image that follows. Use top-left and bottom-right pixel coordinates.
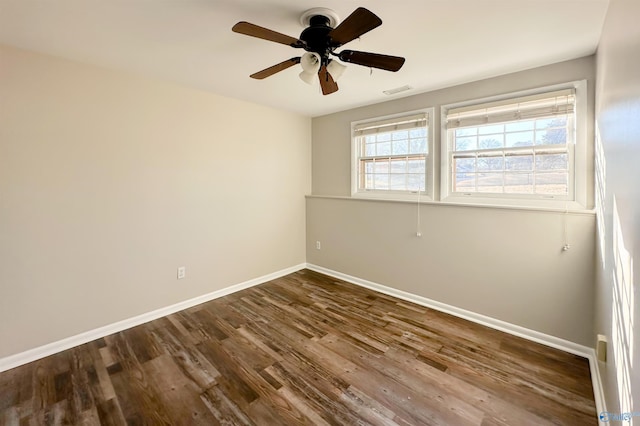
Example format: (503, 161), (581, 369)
(351, 108), (434, 201)
(440, 80), (588, 210)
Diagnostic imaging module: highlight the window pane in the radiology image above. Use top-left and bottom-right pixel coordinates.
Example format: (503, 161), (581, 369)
(479, 135), (503, 149)
(535, 172), (568, 194)
(506, 131), (534, 147)
(373, 160), (389, 173)
(505, 154), (533, 170)
(456, 137), (477, 151)
(408, 159), (425, 173)
(477, 156), (504, 171)
(390, 174), (406, 189)
(410, 128), (427, 138)
(477, 173), (504, 193)
(456, 128), (476, 137)
(454, 173), (476, 191)
(364, 174), (374, 189)
(536, 117), (566, 129)
(535, 153), (567, 171)
(390, 159), (407, 173)
(504, 173), (534, 193)
(374, 174), (389, 189)
(392, 139), (409, 155)
(536, 118), (557, 129)
(377, 133), (391, 142)
(377, 142), (391, 155)
(392, 130), (409, 141)
(365, 143), (376, 156)
(364, 161), (374, 173)
(409, 138), (427, 154)
(536, 128), (567, 145)
(478, 124), (504, 135)
(407, 174), (425, 191)
(506, 121), (534, 132)
(454, 157), (475, 173)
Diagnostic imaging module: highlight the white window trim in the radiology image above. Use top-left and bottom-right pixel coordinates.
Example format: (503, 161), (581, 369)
(439, 80), (588, 210)
(351, 108), (435, 202)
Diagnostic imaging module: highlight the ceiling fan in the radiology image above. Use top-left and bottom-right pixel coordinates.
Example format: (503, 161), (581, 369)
(232, 7), (405, 95)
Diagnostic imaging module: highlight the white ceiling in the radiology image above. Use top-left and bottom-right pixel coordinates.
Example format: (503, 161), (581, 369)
(0, 0), (609, 117)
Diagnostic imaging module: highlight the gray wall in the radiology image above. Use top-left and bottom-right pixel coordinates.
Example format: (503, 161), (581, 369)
(594, 0), (640, 414)
(308, 57), (597, 345)
(0, 45), (311, 359)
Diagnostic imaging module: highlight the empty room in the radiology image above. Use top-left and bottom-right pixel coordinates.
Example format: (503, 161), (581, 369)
(0, 0), (638, 425)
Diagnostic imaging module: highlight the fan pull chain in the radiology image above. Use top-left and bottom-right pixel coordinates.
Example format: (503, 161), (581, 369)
(562, 203), (570, 251)
(416, 187), (422, 237)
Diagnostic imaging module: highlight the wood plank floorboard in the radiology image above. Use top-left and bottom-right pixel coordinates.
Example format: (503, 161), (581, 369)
(0, 269), (597, 425)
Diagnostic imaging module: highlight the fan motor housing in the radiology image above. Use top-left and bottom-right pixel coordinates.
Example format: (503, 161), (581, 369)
(299, 15), (335, 57)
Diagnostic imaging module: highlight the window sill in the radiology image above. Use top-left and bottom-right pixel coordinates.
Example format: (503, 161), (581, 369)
(441, 194), (589, 212)
(351, 191), (432, 203)
(306, 194), (595, 215)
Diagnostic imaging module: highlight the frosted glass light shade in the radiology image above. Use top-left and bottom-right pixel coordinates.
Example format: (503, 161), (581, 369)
(299, 70), (317, 85)
(327, 60), (346, 81)
(299, 52), (321, 85)
(300, 52), (321, 72)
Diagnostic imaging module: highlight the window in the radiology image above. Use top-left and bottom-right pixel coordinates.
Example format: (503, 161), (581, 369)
(441, 82), (588, 208)
(352, 110), (433, 200)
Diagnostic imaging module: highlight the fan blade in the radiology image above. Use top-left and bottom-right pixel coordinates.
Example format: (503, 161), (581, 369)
(250, 57), (301, 79)
(232, 21), (303, 47)
(328, 7), (382, 46)
(318, 65), (339, 95)
(338, 50), (405, 72)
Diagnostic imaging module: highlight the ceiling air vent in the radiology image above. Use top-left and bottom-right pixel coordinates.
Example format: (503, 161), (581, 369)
(383, 85), (412, 95)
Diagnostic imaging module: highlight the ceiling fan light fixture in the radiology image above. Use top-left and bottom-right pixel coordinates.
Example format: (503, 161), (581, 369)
(299, 70), (317, 85)
(326, 60), (347, 81)
(299, 52), (321, 85)
(300, 52), (321, 72)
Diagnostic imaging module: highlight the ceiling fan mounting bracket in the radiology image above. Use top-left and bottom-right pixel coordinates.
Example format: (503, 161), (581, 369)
(299, 8), (340, 28)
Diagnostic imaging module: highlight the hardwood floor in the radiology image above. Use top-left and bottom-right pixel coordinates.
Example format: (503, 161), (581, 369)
(0, 269), (597, 425)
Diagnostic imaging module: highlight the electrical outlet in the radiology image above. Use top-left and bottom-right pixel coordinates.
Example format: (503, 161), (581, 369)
(177, 266), (186, 279)
(316, 241), (321, 250)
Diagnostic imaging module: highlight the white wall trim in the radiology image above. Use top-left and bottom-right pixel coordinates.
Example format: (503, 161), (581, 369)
(0, 263), (306, 373)
(587, 350), (608, 425)
(305, 194), (597, 216)
(306, 263), (607, 418)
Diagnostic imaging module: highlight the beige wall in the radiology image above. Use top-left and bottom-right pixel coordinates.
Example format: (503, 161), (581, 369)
(0, 45), (311, 359)
(308, 57), (597, 345)
(594, 0), (640, 414)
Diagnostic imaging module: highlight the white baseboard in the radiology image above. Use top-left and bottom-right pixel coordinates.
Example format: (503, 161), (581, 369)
(305, 263), (607, 418)
(587, 350), (608, 424)
(0, 263), (306, 373)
